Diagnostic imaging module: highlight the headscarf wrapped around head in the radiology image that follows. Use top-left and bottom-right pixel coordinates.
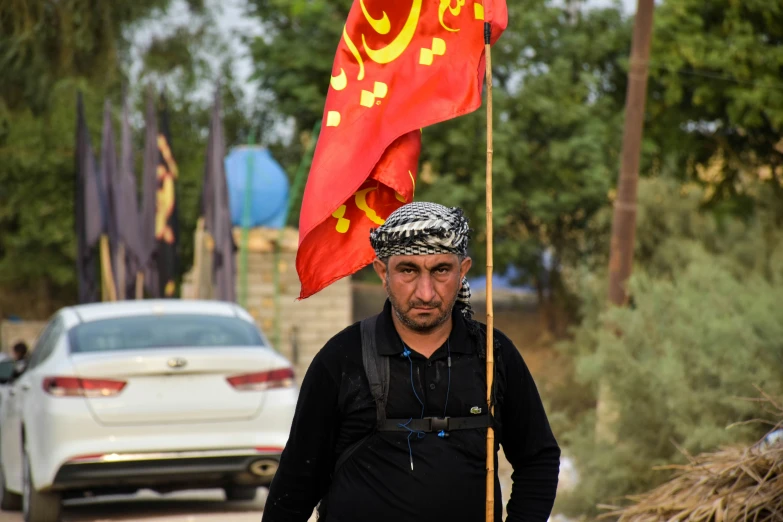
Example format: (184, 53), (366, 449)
(370, 202), (473, 319)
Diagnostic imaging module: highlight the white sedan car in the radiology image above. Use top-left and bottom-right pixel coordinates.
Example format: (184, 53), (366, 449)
(0, 300), (298, 522)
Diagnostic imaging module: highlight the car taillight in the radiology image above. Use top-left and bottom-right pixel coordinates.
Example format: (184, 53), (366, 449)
(227, 368), (294, 392)
(254, 446), (285, 454)
(42, 377), (126, 398)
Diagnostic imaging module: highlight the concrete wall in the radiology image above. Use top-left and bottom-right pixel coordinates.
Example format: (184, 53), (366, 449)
(0, 320), (47, 355)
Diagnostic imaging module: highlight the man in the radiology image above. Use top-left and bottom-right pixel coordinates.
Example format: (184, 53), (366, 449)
(11, 341), (28, 362)
(264, 202), (560, 521)
(11, 341), (29, 378)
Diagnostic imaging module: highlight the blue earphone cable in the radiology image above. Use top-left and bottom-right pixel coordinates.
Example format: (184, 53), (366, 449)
(399, 347), (426, 470)
(402, 347), (425, 417)
(439, 340), (452, 439)
(397, 418), (426, 470)
(398, 341), (453, 469)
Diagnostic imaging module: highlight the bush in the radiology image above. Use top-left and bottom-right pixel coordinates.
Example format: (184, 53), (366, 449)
(552, 178), (783, 518)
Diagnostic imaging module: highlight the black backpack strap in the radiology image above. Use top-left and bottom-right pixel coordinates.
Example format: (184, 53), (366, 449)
(332, 315), (387, 475)
(360, 314), (389, 428)
(333, 433), (370, 475)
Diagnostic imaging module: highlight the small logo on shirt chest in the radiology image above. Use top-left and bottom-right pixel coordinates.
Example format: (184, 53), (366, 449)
(470, 406), (483, 415)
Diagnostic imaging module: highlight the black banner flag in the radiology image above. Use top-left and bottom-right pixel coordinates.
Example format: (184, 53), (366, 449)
(155, 97), (179, 297)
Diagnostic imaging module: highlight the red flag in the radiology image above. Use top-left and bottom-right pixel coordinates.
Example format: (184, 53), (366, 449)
(296, 0), (508, 299)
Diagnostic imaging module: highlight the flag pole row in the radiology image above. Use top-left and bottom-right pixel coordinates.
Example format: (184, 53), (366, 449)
(74, 91), (179, 304)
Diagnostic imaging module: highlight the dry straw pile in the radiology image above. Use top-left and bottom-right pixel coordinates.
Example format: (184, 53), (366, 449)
(601, 397), (783, 522)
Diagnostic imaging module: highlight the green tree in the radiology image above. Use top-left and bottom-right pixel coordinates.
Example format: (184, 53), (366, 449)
(645, 0), (783, 217)
(248, 0), (350, 132)
(0, 0), (252, 316)
(0, 0), (175, 316)
(0, 0), (182, 112)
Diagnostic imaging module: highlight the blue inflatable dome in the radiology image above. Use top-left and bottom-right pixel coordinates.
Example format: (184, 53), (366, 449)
(224, 147), (290, 229)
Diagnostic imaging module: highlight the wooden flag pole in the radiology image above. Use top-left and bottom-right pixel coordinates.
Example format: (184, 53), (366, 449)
(116, 242), (126, 300)
(484, 21), (496, 522)
(135, 272), (144, 299)
(99, 234), (118, 302)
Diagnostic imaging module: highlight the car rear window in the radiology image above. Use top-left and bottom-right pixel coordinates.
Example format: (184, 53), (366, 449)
(69, 314), (266, 353)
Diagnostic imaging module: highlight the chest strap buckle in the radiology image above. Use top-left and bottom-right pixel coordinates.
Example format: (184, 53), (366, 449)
(429, 417), (450, 432)
(378, 413), (492, 432)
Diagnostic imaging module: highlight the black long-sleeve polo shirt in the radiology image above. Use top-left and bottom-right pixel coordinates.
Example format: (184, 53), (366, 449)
(263, 300), (560, 522)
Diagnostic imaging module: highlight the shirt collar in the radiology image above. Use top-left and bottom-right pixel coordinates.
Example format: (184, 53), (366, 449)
(375, 299), (475, 355)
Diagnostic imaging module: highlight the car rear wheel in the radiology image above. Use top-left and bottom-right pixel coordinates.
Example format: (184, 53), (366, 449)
(22, 449), (61, 522)
(0, 459), (22, 511)
(224, 485), (258, 502)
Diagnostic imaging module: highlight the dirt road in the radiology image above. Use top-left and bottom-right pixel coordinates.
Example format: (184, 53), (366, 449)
(0, 489), (275, 522)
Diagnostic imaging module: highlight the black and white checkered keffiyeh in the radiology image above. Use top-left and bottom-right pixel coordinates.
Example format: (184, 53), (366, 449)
(370, 202), (473, 319)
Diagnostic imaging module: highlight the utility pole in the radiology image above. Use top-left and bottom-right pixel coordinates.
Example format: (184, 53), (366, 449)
(607, 0), (655, 307)
(597, 0), (656, 443)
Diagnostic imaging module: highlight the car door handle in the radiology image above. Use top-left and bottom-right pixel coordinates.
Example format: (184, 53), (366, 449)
(20, 384), (30, 392)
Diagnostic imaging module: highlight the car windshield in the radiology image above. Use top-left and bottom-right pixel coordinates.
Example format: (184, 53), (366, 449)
(69, 314), (266, 353)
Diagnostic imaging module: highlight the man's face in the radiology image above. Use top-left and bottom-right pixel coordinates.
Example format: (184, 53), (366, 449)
(374, 253), (472, 332)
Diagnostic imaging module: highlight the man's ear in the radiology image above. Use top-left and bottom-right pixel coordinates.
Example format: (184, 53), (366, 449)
(460, 256), (473, 280)
(373, 258), (388, 289)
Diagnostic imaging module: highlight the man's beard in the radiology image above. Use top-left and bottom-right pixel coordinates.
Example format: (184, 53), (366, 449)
(386, 278), (458, 333)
